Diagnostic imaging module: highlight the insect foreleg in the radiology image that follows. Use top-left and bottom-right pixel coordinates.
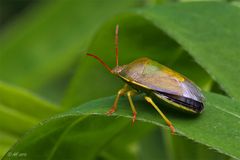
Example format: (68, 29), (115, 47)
(106, 84), (129, 115)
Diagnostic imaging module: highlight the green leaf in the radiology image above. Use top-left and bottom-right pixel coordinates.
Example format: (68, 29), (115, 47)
(0, 81), (61, 158)
(170, 133), (230, 160)
(4, 92), (240, 159)
(136, 2), (240, 99)
(0, 103), (38, 136)
(98, 123), (154, 160)
(0, 131), (17, 159)
(138, 129), (229, 160)
(0, 81), (60, 121)
(138, 129), (170, 160)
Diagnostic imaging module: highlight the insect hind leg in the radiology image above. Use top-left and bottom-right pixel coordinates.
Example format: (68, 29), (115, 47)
(145, 96), (175, 133)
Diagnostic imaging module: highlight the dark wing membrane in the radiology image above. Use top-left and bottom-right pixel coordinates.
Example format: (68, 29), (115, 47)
(120, 58), (204, 102)
(155, 92), (204, 113)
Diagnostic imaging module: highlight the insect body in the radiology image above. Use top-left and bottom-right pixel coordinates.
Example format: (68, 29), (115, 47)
(87, 25), (204, 133)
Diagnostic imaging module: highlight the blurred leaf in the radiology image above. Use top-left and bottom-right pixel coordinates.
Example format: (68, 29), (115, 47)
(99, 122), (155, 160)
(138, 129), (169, 160)
(0, 81), (60, 121)
(63, 15), (211, 108)
(0, 131), (16, 159)
(0, 81), (61, 158)
(0, 103), (38, 136)
(137, 2), (240, 99)
(0, 0), (140, 97)
(4, 92), (240, 159)
(171, 133), (230, 160)
(232, 1), (240, 7)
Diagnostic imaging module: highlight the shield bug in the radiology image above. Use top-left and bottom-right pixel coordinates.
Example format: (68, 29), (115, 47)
(87, 25), (204, 133)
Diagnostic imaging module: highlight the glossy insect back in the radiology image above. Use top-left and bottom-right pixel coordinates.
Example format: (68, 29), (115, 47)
(87, 25), (204, 133)
(115, 58), (204, 114)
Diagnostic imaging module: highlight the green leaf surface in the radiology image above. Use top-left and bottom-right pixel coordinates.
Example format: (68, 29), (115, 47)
(136, 2), (240, 99)
(171, 132), (230, 160)
(98, 122), (154, 160)
(138, 129), (229, 160)
(138, 129), (170, 160)
(4, 92), (240, 159)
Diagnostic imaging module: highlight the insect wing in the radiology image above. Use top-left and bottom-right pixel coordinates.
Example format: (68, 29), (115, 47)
(120, 58), (204, 102)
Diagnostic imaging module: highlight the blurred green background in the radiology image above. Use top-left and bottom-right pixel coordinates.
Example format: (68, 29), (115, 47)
(0, 0), (240, 160)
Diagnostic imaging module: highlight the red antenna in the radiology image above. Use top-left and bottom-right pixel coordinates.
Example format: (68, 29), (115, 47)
(86, 53), (113, 73)
(87, 24), (120, 73)
(115, 24), (119, 67)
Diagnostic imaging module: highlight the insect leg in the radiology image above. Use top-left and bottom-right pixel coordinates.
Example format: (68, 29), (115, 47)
(106, 84), (129, 115)
(144, 96), (175, 133)
(127, 90), (138, 124)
